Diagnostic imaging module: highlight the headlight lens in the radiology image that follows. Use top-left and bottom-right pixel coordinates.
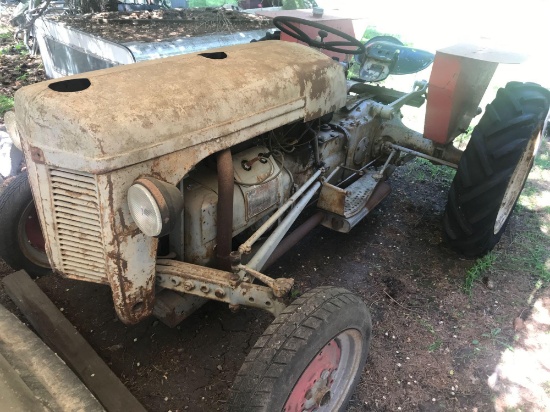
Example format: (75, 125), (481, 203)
(128, 184), (163, 237)
(127, 177), (184, 237)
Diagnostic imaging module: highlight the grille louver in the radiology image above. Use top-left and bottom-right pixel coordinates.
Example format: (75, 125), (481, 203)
(50, 168), (106, 282)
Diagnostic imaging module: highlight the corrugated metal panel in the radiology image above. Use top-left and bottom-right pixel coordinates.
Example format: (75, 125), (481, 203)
(50, 168), (106, 282)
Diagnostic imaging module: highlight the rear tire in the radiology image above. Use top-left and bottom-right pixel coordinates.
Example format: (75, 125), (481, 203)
(444, 82), (550, 257)
(229, 286), (371, 412)
(0, 172), (51, 277)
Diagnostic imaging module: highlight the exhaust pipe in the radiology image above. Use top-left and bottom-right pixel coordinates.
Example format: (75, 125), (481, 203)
(216, 149), (234, 271)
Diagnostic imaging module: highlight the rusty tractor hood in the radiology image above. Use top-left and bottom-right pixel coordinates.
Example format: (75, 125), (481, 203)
(14, 41), (346, 174)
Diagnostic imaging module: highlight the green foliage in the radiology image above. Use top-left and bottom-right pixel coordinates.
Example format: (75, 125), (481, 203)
(504, 213), (550, 282)
(507, 153), (550, 283)
(404, 158), (456, 184)
(535, 149), (550, 170)
(16, 72), (29, 82)
(348, 27), (406, 80)
(419, 318), (436, 335)
(64, 0), (119, 13)
(360, 26), (410, 45)
(418, 319), (441, 352)
(482, 327), (501, 339)
(289, 287), (301, 300)
(0, 95), (14, 117)
(361, 26), (396, 42)
(482, 327), (513, 350)
(453, 127), (473, 150)
(428, 339), (441, 352)
(188, 0), (237, 6)
(0, 42), (28, 56)
(281, 0), (313, 9)
(464, 253), (496, 295)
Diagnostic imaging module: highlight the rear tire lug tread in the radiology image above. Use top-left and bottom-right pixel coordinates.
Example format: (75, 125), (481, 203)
(444, 82), (549, 257)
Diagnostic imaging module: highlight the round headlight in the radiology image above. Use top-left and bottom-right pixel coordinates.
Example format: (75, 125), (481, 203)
(128, 177), (183, 237)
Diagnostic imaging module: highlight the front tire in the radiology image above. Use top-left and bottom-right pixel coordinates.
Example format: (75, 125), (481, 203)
(444, 82), (550, 257)
(229, 286), (371, 412)
(0, 172), (51, 277)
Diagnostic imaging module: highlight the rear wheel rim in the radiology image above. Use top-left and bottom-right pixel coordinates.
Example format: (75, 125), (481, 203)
(494, 131), (541, 234)
(17, 200), (49, 268)
(284, 329), (363, 411)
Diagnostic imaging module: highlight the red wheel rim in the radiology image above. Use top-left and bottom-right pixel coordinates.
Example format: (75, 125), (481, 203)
(284, 338), (341, 411)
(17, 200), (50, 269)
(283, 329), (364, 411)
(25, 205), (46, 252)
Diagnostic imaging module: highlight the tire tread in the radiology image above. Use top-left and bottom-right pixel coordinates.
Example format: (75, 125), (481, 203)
(444, 82), (550, 257)
(228, 287), (371, 411)
(0, 172), (51, 277)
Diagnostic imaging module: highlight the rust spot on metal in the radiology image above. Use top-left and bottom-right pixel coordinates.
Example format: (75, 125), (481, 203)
(317, 182), (346, 215)
(308, 68), (331, 101)
(104, 174), (155, 325)
(117, 208), (127, 230)
(135, 114), (154, 130)
(30, 146), (45, 164)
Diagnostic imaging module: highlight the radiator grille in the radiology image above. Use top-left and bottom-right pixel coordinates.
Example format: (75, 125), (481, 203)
(50, 168), (106, 282)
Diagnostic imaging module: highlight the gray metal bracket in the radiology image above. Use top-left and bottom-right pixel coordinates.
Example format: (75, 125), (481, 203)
(156, 259), (287, 316)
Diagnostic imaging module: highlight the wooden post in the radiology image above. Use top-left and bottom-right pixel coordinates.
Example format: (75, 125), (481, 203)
(3, 270), (147, 412)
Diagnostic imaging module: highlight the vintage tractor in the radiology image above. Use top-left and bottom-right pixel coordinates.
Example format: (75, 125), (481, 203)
(1, 15), (549, 411)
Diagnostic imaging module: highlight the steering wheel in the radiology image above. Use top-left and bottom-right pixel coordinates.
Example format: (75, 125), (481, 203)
(273, 16), (366, 55)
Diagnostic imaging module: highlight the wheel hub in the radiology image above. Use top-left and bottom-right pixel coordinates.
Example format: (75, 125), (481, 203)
(284, 338), (341, 411)
(25, 205), (46, 252)
(303, 370), (332, 410)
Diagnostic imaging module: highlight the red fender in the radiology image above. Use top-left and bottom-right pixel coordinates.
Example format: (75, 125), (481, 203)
(424, 43), (525, 144)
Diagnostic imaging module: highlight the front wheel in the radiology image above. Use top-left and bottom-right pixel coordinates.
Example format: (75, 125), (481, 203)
(0, 171), (51, 277)
(229, 286), (371, 412)
(444, 82), (550, 257)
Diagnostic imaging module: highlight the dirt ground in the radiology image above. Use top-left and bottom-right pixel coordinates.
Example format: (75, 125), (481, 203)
(1, 156), (548, 412)
(0, 34), (44, 122)
(1, 4), (550, 412)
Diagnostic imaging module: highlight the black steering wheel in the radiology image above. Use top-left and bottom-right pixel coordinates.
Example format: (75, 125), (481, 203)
(273, 16), (366, 55)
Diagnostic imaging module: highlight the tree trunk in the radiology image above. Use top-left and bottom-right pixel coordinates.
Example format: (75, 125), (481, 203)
(66, 0), (118, 13)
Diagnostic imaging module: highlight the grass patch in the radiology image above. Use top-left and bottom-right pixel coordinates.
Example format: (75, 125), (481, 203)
(482, 327), (513, 350)
(289, 285), (302, 300)
(428, 339), (442, 352)
(503, 150), (550, 282)
(461, 145), (550, 291)
(534, 149), (550, 170)
(0, 95), (14, 117)
(419, 318), (436, 334)
(16, 72), (29, 82)
(419, 319), (441, 352)
(405, 157), (456, 184)
(503, 213), (550, 282)
(0, 42), (28, 56)
(464, 253), (496, 295)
